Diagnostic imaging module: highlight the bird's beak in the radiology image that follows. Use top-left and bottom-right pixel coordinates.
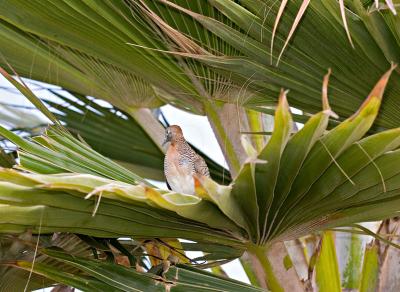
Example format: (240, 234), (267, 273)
(162, 135), (170, 146)
(163, 132), (172, 146)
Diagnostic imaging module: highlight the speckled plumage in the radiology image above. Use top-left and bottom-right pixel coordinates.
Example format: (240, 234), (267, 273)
(163, 125), (209, 195)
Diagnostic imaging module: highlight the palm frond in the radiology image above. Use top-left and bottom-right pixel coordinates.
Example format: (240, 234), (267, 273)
(0, 63), (399, 251)
(8, 247), (263, 292)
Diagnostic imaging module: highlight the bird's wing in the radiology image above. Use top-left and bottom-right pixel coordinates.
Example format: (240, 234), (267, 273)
(194, 154), (210, 177)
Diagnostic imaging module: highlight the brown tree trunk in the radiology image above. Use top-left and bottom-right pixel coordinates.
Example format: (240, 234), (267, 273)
(377, 218), (400, 292)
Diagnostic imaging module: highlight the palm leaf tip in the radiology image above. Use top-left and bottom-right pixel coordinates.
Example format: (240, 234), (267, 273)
(322, 69), (338, 119)
(354, 63), (397, 116)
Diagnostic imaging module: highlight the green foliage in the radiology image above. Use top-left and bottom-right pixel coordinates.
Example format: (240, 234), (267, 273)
(0, 0), (400, 290)
(12, 248), (263, 292)
(342, 232), (363, 289)
(1, 0), (399, 128)
(0, 65), (398, 250)
(315, 232), (341, 292)
(359, 243), (379, 292)
(0, 233), (93, 291)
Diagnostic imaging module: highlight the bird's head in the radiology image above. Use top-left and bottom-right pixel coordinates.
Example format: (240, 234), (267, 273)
(163, 125), (184, 146)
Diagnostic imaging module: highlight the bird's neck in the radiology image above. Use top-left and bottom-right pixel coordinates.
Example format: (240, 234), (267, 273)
(170, 136), (187, 147)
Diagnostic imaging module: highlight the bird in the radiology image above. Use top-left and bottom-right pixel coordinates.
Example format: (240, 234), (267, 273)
(163, 125), (210, 195)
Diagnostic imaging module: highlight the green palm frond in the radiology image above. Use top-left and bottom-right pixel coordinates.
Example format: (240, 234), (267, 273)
(53, 46), (164, 110)
(0, 0), (203, 113)
(0, 64), (398, 250)
(141, 0), (400, 129)
(8, 247), (263, 292)
(0, 232), (92, 291)
(1, 1), (400, 290)
(2, 0), (399, 129)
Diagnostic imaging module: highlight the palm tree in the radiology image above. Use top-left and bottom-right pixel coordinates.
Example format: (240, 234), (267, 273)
(0, 0), (400, 291)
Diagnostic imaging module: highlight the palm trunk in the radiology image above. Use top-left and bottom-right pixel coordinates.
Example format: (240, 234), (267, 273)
(246, 242), (305, 291)
(377, 218), (400, 291)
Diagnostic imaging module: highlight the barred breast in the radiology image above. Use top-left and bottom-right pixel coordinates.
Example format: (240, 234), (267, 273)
(164, 141), (209, 195)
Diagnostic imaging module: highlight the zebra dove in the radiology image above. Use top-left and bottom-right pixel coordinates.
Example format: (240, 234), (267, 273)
(163, 125), (210, 195)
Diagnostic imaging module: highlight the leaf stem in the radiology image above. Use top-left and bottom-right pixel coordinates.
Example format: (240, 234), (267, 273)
(203, 101), (241, 177)
(247, 244), (284, 292)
